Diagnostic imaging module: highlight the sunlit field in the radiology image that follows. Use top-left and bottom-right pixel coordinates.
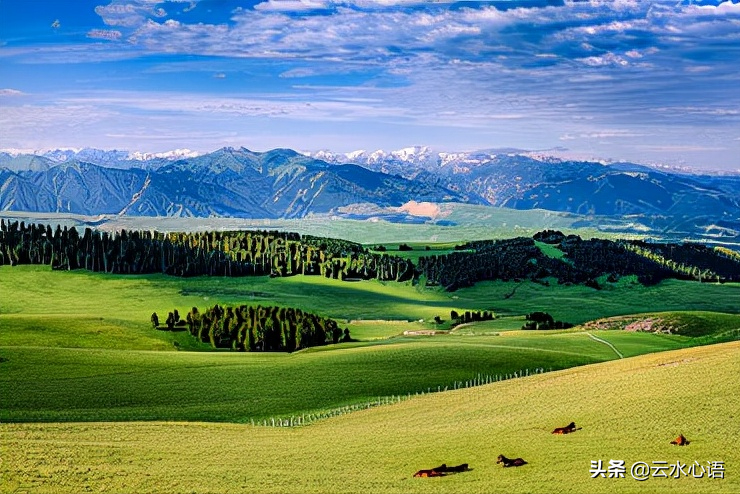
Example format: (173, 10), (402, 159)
(2, 342), (738, 494)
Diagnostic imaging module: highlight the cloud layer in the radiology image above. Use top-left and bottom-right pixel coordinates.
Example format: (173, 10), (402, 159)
(0, 0), (738, 168)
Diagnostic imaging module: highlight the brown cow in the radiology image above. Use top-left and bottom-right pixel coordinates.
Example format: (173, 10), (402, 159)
(497, 455), (527, 467)
(552, 422), (579, 434)
(670, 434), (690, 446)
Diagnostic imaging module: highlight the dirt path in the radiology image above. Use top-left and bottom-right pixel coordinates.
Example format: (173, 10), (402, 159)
(586, 332), (624, 359)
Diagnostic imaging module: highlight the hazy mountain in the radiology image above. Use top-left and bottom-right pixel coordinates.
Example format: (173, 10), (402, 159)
(0, 147), (469, 218)
(2, 146), (739, 239)
(0, 152), (54, 172)
(309, 147), (740, 238)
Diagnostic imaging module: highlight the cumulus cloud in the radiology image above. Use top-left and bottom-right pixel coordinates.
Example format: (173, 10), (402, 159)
(6, 0), (739, 167)
(111, 0), (738, 80)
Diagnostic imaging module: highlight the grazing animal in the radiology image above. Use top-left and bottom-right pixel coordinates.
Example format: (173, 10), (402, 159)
(413, 469), (445, 478)
(552, 422), (579, 434)
(413, 463), (471, 477)
(445, 463), (470, 473)
(497, 455), (527, 467)
(670, 434), (690, 446)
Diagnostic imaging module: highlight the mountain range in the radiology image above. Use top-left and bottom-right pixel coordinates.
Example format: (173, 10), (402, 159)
(1, 146), (739, 240)
(0, 147), (465, 219)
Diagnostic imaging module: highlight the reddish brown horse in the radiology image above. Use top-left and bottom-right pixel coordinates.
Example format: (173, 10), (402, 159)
(413, 469), (445, 477)
(670, 434), (690, 446)
(497, 455), (527, 467)
(413, 463), (470, 477)
(552, 422), (579, 434)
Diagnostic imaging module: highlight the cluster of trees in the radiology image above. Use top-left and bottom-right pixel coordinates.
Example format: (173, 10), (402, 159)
(151, 310), (187, 331)
(2, 220), (738, 292)
(154, 304), (351, 352)
(521, 311), (573, 330)
(0, 220), (414, 282)
(533, 229), (572, 244)
(449, 309), (495, 324)
(415, 237), (546, 290)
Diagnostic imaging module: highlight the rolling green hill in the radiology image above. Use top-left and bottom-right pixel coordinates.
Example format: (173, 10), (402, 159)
(2, 264), (738, 424)
(2, 341), (737, 493)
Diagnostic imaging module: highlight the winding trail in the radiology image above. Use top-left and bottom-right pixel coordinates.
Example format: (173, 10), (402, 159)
(586, 332), (624, 359)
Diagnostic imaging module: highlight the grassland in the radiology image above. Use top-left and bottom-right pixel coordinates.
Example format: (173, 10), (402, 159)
(452, 277), (740, 324)
(0, 206), (640, 245)
(1, 260), (739, 493)
(2, 266), (739, 345)
(0, 333), (615, 422)
(2, 341), (738, 494)
(2, 264), (738, 425)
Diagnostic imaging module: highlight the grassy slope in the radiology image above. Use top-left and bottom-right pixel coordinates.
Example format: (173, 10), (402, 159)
(453, 278), (740, 324)
(3, 311), (737, 423)
(2, 341), (738, 494)
(2, 266), (739, 346)
(0, 207), (621, 245)
(0, 332), (619, 422)
(1, 265), (738, 423)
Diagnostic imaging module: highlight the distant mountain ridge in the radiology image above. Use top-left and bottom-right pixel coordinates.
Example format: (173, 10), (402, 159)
(309, 147), (740, 238)
(1, 145), (739, 240)
(0, 148), (202, 172)
(0, 147), (468, 219)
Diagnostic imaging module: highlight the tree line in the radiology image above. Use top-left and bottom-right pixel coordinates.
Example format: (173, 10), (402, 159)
(415, 233), (739, 290)
(0, 220), (413, 282)
(1, 220), (737, 291)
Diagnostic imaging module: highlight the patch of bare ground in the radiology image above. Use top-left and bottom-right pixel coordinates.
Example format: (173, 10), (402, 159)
(581, 315), (682, 334)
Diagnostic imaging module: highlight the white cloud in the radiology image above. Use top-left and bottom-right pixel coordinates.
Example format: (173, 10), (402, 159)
(0, 88), (25, 96)
(254, 0), (431, 11)
(560, 130), (648, 140)
(279, 68), (319, 78)
(95, 0), (199, 27)
(4, 0), (738, 168)
(87, 29), (123, 41)
(578, 53), (630, 67)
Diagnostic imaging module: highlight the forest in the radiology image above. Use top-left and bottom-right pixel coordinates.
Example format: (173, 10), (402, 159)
(1, 221), (738, 292)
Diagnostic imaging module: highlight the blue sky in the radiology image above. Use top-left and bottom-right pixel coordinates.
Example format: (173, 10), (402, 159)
(1, 0), (739, 169)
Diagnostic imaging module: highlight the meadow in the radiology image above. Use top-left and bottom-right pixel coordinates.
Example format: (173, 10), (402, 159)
(1, 260), (739, 493)
(1, 265), (738, 424)
(0, 206), (639, 245)
(2, 341), (738, 494)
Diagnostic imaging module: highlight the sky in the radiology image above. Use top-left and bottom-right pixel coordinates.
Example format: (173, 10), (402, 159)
(0, 0), (739, 170)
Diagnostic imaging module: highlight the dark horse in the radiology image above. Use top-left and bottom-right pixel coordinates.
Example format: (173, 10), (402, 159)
(552, 422), (580, 434)
(670, 434), (690, 446)
(444, 463), (470, 473)
(497, 455), (527, 467)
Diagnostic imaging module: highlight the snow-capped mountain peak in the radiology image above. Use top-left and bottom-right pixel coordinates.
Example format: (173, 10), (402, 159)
(127, 149), (202, 161)
(390, 146), (432, 161)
